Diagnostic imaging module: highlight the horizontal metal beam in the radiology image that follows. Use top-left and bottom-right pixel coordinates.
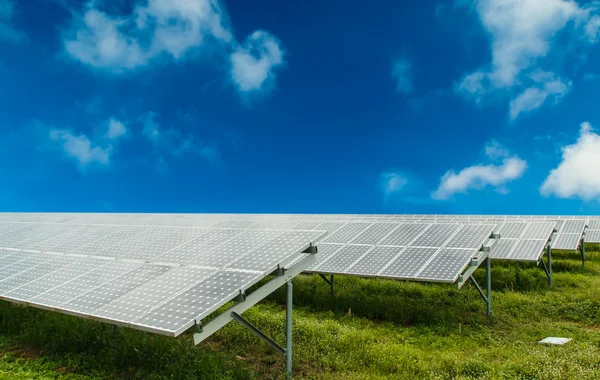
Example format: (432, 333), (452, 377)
(458, 250), (489, 288)
(193, 252), (316, 345)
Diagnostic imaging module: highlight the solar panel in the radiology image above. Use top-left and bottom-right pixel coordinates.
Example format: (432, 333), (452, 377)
(0, 217), (325, 337)
(585, 230), (600, 243)
(551, 233), (581, 250)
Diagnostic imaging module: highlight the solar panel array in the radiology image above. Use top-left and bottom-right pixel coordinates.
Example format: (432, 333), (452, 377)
(309, 222), (495, 282)
(0, 212), (594, 302)
(584, 217), (600, 244)
(0, 215), (326, 336)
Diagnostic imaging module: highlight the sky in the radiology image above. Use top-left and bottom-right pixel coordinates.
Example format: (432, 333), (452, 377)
(1, 0), (600, 215)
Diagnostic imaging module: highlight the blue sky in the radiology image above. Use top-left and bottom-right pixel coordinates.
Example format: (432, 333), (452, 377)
(2, 0), (600, 215)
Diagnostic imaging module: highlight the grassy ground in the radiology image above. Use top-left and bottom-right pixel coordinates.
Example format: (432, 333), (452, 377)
(0, 248), (599, 379)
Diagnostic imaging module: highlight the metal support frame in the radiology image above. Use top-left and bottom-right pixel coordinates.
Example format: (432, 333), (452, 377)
(193, 245), (318, 380)
(469, 257), (492, 322)
(540, 245), (552, 287)
(318, 273), (335, 296)
(580, 236), (586, 266)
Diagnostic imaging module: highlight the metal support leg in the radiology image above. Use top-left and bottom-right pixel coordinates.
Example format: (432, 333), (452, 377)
(581, 238), (586, 266)
(318, 273), (335, 296)
(286, 281), (293, 379)
(486, 257), (491, 319)
(540, 246), (552, 287)
(470, 259), (492, 322)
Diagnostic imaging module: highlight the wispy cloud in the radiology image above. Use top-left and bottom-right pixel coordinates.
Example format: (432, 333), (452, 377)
(106, 118), (127, 140)
(50, 118), (128, 168)
(540, 122), (600, 200)
(509, 71), (571, 120)
(391, 57), (412, 94)
(0, 0), (27, 43)
(454, 0), (600, 119)
(432, 140), (527, 200)
(141, 112), (221, 166)
(379, 170), (408, 196)
(62, 0), (284, 95)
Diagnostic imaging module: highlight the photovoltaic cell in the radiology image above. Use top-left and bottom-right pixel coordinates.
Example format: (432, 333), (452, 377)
(496, 222), (527, 239)
(322, 223), (372, 244)
(551, 233), (581, 250)
(488, 239), (518, 260)
(132, 270), (262, 335)
(584, 230), (600, 243)
(521, 222), (556, 240)
(560, 220), (586, 234)
(314, 245), (371, 273)
(415, 248), (475, 282)
(379, 223), (429, 246)
(380, 247), (438, 279)
(444, 224), (494, 249)
(349, 223), (398, 245)
(510, 240), (547, 261)
(93, 266), (216, 324)
(63, 264), (172, 315)
(346, 246), (403, 275)
(411, 224), (460, 248)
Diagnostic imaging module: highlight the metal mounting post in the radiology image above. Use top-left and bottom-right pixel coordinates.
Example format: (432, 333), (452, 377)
(580, 237), (586, 266)
(318, 274), (335, 296)
(540, 245), (552, 287)
(470, 257), (492, 322)
(192, 251), (317, 380)
(286, 281), (293, 379)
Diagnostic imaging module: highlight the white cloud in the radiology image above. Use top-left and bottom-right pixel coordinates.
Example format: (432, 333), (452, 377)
(230, 31), (284, 93)
(63, 0), (231, 71)
(380, 170), (408, 196)
(391, 58), (412, 94)
(509, 72), (571, 120)
(455, 0), (599, 118)
(0, 0), (27, 43)
(432, 141), (527, 200)
(63, 0), (284, 95)
(50, 130), (111, 167)
(540, 122), (600, 200)
(106, 119), (127, 139)
(50, 118), (127, 168)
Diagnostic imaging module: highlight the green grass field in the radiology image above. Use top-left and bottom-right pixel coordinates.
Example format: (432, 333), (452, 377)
(0, 247), (599, 379)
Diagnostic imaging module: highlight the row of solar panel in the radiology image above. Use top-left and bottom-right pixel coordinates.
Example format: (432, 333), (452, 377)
(0, 213), (594, 341)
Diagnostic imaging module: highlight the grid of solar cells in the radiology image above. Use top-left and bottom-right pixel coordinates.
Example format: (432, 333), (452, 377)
(310, 222), (495, 283)
(0, 215), (326, 336)
(551, 219), (586, 250)
(489, 221), (555, 262)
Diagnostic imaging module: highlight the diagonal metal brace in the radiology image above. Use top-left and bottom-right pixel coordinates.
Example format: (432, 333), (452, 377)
(469, 257), (492, 321)
(539, 245), (552, 287)
(318, 273), (335, 296)
(231, 312), (286, 355)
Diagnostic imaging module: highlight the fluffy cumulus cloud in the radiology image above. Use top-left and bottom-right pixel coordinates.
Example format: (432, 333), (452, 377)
(432, 141), (527, 200)
(230, 31), (284, 92)
(50, 118), (127, 168)
(379, 170), (408, 196)
(391, 58), (412, 94)
(63, 0), (283, 94)
(540, 122), (600, 200)
(0, 0), (27, 43)
(455, 0), (600, 119)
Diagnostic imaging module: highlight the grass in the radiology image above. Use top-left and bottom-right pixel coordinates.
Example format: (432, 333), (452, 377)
(0, 249), (599, 379)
